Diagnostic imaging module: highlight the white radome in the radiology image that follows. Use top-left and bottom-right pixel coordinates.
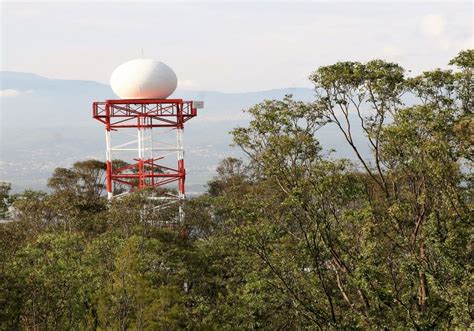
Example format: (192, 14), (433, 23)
(110, 59), (178, 99)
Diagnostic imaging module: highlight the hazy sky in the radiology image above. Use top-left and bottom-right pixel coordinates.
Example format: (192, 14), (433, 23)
(1, 1), (473, 92)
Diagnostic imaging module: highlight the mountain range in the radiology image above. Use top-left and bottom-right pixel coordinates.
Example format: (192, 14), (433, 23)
(0, 71), (366, 193)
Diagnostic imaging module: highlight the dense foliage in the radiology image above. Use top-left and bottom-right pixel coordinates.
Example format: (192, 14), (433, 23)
(1, 50), (472, 330)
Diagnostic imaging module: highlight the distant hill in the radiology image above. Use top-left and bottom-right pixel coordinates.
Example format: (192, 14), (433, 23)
(0, 71), (365, 193)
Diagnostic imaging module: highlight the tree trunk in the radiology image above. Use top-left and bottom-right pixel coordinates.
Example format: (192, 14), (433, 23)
(418, 245), (428, 308)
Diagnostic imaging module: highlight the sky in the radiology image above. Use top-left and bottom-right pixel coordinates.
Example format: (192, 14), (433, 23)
(1, 1), (473, 92)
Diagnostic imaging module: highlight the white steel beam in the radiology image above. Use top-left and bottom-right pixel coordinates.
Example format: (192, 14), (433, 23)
(105, 129), (113, 200)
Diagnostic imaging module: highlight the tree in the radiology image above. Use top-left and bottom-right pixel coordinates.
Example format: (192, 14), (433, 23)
(222, 51), (473, 328)
(95, 235), (189, 330)
(2, 233), (92, 330)
(0, 182), (13, 219)
(207, 157), (249, 197)
(48, 159), (107, 198)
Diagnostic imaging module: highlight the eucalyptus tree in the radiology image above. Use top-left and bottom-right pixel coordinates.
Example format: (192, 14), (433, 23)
(223, 50), (473, 329)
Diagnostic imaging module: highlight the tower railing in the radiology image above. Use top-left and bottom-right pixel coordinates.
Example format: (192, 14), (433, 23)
(93, 99), (197, 128)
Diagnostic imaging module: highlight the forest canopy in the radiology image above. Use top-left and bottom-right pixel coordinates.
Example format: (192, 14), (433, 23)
(0, 49), (472, 330)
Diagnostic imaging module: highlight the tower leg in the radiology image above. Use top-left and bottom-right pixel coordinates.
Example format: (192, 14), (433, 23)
(178, 203), (185, 224)
(137, 121), (145, 189)
(105, 129), (113, 200)
(177, 128), (185, 199)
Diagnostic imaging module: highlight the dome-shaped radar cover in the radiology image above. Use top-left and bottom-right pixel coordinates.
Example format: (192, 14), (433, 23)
(110, 59), (178, 99)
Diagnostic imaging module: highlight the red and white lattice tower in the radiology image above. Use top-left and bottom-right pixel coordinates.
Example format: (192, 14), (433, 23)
(92, 59), (201, 223)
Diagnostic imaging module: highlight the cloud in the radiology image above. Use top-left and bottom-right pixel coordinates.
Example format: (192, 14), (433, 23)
(0, 89), (34, 97)
(421, 14), (446, 38)
(0, 89), (21, 97)
(9, 7), (42, 19)
(419, 14), (472, 53)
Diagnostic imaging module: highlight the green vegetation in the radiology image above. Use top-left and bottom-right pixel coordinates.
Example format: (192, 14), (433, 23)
(1, 50), (472, 330)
